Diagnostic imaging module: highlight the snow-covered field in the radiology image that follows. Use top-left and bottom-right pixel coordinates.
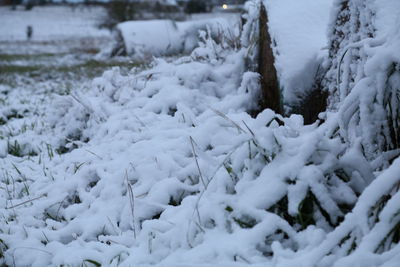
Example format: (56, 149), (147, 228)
(0, 5), (138, 98)
(0, 5), (109, 41)
(0, 5), (110, 56)
(0, 1), (400, 267)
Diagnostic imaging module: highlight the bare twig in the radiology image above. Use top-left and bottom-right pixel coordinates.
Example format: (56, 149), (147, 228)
(242, 120), (255, 137)
(126, 171), (136, 239)
(84, 149), (103, 160)
(6, 194), (46, 209)
(189, 136), (206, 188)
(210, 107), (246, 133)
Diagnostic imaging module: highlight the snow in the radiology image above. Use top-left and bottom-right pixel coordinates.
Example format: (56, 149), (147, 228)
(263, 0), (334, 106)
(0, 6), (109, 41)
(323, 0), (400, 159)
(0, 5), (111, 55)
(0, 1), (399, 266)
(372, 0), (400, 38)
(116, 16), (240, 58)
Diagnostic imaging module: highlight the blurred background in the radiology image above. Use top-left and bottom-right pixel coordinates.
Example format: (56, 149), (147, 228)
(0, 0), (245, 89)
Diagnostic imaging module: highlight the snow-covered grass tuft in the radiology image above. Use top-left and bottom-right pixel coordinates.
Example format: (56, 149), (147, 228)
(0, 20), (263, 266)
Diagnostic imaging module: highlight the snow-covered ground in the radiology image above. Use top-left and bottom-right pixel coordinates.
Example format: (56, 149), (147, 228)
(0, 5), (109, 41)
(0, 1), (399, 267)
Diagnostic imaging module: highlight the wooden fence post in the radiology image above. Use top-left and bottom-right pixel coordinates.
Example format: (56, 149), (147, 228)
(258, 2), (282, 114)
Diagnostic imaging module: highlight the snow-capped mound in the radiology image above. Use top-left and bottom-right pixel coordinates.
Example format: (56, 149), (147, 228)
(113, 17), (239, 58)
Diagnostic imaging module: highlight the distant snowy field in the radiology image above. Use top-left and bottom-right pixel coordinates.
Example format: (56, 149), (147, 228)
(0, 5), (109, 41)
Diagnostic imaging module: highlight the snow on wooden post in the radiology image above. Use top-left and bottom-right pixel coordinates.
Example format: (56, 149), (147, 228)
(258, 2), (282, 114)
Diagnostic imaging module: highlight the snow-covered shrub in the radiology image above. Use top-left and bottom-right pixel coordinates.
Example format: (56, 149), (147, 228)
(324, 0), (400, 158)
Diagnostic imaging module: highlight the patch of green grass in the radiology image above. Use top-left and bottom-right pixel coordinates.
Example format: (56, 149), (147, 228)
(233, 215), (257, 229)
(57, 60), (142, 76)
(0, 65), (40, 74)
(6, 109), (24, 120)
(225, 206), (233, 212)
(0, 53), (60, 61)
(7, 140), (37, 157)
(0, 60), (143, 78)
(8, 140), (22, 157)
(0, 52), (148, 90)
(82, 259), (101, 267)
